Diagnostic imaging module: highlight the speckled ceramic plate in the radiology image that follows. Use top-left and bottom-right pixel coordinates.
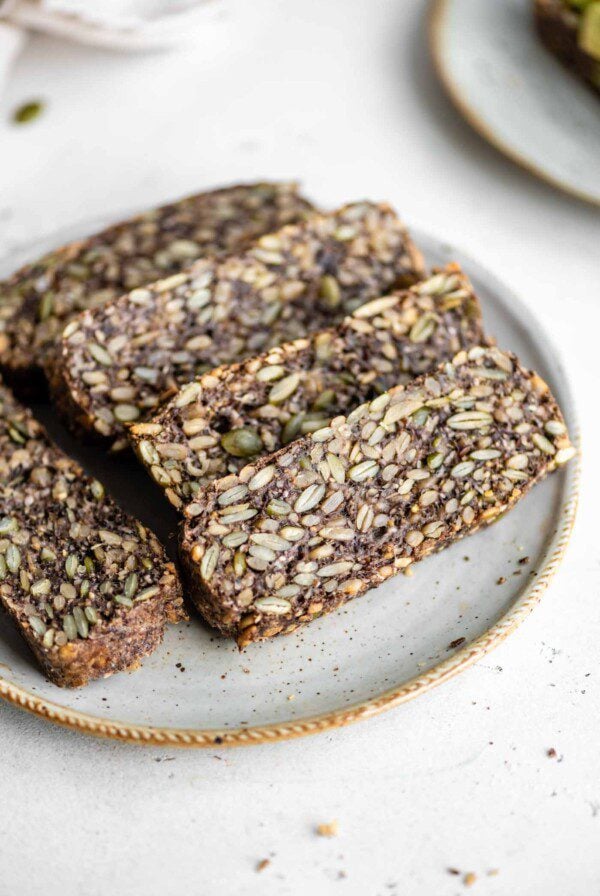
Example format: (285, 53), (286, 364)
(429, 0), (600, 206)
(0, 224), (580, 747)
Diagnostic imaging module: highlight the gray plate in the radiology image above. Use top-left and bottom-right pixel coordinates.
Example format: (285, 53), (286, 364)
(430, 0), (600, 206)
(0, 225), (580, 746)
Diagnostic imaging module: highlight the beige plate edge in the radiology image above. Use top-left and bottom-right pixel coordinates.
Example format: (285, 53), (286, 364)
(428, 0), (600, 209)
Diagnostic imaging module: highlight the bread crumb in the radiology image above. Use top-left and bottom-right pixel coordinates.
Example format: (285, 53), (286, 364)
(464, 871), (477, 887)
(447, 637), (466, 651)
(316, 820), (339, 837)
(256, 859), (270, 872)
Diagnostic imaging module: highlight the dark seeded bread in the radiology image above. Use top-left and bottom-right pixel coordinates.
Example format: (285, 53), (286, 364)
(0, 381), (184, 687)
(180, 348), (574, 648)
(535, 0), (600, 93)
(130, 265), (485, 510)
(0, 182), (315, 391)
(48, 202), (425, 450)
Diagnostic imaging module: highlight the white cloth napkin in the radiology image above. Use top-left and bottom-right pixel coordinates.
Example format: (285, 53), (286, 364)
(0, 0), (213, 93)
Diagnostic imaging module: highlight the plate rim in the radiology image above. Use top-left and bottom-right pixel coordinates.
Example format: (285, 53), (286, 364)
(428, 0), (600, 209)
(0, 234), (581, 749)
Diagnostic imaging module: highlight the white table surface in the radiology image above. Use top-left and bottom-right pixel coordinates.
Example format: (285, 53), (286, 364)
(0, 1), (598, 894)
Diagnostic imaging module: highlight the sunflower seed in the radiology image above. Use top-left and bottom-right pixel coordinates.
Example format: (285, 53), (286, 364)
(63, 614), (78, 641)
(470, 449), (501, 460)
(88, 343), (113, 366)
(136, 586), (160, 603)
(294, 573), (316, 586)
(222, 531), (249, 549)
(6, 544), (21, 573)
(294, 483), (326, 513)
(240, 465), (272, 494)
(267, 499), (292, 517)
(269, 373), (301, 404)
(233, 551), (247, 576)
(138, 440), (160, 465)
(253, 596), (292, 615)
(356, 504), (374, 532)
(471, 366), (507, 381)
(0, 516), (18, 535)
(317, 561), (354, 577)
(545, 420), (566, 436)
(256, 365), (286, 382)
(321, 491), (345, 514)
(200, 545), (220, 581)
(447, 410), (493, 430)
(409, 313), (437, 343)
(113, 404), (141, 422)
(348, 460), (379, 482)
(218, 484), (250, 506)
(249, 545), (277, 562)
(383, 399), (424, 427)
(532, 433), (555, 455)
(427, 451), (444, 471)
(422, 521), (445, 538)
(30, 579), (51, 597)
(219, 508), (258, 524)
(451, 461), (475, 478)
(251, 533), (292, 552)
(85, 607), (100, 624)
(280, 526), (305, 541)
(124, 573), (139, 599)
(503, 468), (529, 482)
(555, 446), (576, 465)
(28, 615), (47, 638)
(72, 606), (89, 639)
(319, 526), (355, 541)
(275, 584), (301, 598)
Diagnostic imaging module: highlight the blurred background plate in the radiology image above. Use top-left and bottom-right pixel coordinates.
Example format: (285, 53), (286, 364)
(429, 0), (600, 206)
(0, 224), (580, 747)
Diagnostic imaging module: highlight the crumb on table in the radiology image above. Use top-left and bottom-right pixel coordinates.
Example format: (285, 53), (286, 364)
(316, 820), (339, 837)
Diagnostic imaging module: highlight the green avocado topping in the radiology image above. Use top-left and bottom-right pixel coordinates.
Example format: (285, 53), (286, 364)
(579, 2), (600, 60)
